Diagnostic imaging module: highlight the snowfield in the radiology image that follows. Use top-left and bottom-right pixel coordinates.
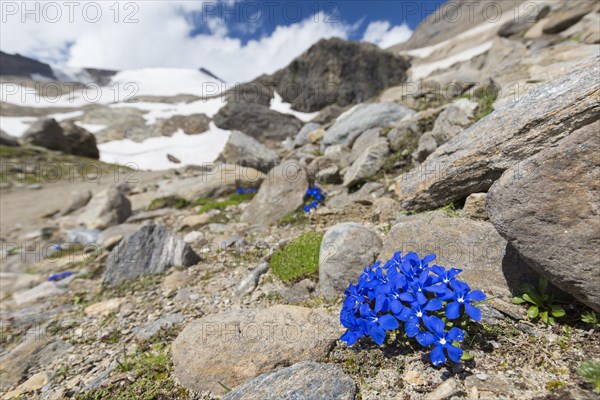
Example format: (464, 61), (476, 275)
(98, 123), (231, 171)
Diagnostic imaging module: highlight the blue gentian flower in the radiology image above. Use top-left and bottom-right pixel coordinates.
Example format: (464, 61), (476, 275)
(339, 252), (484, 366)
(48, 271), (73, 282)
(416, 316), (465, 365)
(359, 304), (399, 345)
(303, 185), (326, 212)
(445, 281), (486, 321)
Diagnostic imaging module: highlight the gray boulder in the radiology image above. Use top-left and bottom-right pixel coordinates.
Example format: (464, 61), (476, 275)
(241, 161), (308, 226)
(76, 187), (131, 229)
(394, 55), (600, 210)
(103, 221), (200, 286)
(322, 103), (414, 151)
(381, 211), (542, 300)
(216, 131), (279, 173)
(343, 138), (389, 187)
(22, 118), (70, 153)
(461, 193), (488, 220)
(60, 190), (92, 216)
(60, 121), (99, 159)
(412, 132), (437, 163)
(319, 223), (382, 299)
(172, 305), (341, 394)
(431, 99), (477, 145)
(294, 122), (322, 148)
(223, 362), (356, 400)
(214, 102), (303, 145)
(0, 130), (19, 147)
(349, 128), (381, 164)
(486, 122), (600, 311)
(154, 113), (210, 136)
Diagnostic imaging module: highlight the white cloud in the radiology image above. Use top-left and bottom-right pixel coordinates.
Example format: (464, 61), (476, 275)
(1, 1), (409, 82)
(362, 21), (412, 48)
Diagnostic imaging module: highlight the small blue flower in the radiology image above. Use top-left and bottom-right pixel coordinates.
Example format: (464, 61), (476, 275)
(416, 316), (465, 365)
(445, 280), (486, 321)
(359, 304), (399, 345)
(396, 299), (443, 337)
(48, 271), (73, 282)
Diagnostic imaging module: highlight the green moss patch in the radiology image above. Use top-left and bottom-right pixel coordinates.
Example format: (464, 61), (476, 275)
(147, 196), (189, 211)
(270, 232), (323, 283)
(194, 192), (255, 214)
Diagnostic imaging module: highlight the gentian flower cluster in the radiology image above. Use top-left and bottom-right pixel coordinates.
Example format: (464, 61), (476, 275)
(303, 185), (326, 212)
(235, 188), (258, 195)
(340, 251), (486, 366)
(48, 271), (73, 282)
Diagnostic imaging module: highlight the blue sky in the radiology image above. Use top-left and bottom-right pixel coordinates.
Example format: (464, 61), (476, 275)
(1, 0), (445, 81)
(189, 1), (445, 43)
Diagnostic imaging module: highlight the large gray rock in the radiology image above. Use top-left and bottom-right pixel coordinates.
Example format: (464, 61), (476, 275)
(394, 55), (600, 210)
(381, 212), (541, 300)
(319, 223), (382, 299)
(486, 122), (600, 311)
(60, 120), (100, 159)
(155, 164), (264, 202)
(343, 138), (389, 187)
(216, 131), (279, 173)
(22, 118), (70, 153)
(294, 122), (322, 148)
(172, 305), (341, 394)
(103, 221), (200, 286)
(76, 187), (131, 229)
(241, 161), (308, 226)
(322, 103), (413, 151)
(60, 190), (92, 216)
(223, 362), (357, 400)
(0, 130), (19, 146)
(214, 102), (303, 145)
(272, 38), (410, 112)
(153, 113), (210, 136)
(431, 99), (477, 145)
(412, 132), (437, 163)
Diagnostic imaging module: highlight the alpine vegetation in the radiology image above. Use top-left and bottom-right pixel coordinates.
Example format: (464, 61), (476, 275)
(340, 251), (486, 366)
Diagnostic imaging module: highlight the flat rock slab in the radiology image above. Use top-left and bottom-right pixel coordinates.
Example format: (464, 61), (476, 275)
(394, 55), (599, 210)
(172, 305), (341, 394)
(223, 361), (357, 400)
(487, 122), (600, 311)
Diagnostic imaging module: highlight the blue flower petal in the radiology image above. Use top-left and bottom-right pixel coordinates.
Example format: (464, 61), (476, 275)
(370, 325), (386, 346)
(405, 317), (421, 337)
(446, 344), (463, 362)
(378, 314), (399, 331)
(424, 316), (445, 336)
(422, 254), (436, 264)
(430, 344), (446, 366)
(424, 298), (443, 312)
(447, 327), (466, 342)
(416, 331), (435, 346)
(464, 303), (482, 321)
(446, 301), (461, 320)
(466, 289), (486, 302)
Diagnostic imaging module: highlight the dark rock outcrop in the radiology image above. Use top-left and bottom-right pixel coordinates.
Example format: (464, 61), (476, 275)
(213, 102), (302, 145)
(272, 38), (410, 112)
(0, 51), (56, 79)
(60, 121), (100, 159)
(22, 118), (70, 153)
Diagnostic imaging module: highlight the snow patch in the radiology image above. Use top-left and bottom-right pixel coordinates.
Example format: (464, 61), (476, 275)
(270, 92), (319, 122)
(0, 116), (36, 137)
(98, 123), (230, 171)
(110, 68), (228, 97)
